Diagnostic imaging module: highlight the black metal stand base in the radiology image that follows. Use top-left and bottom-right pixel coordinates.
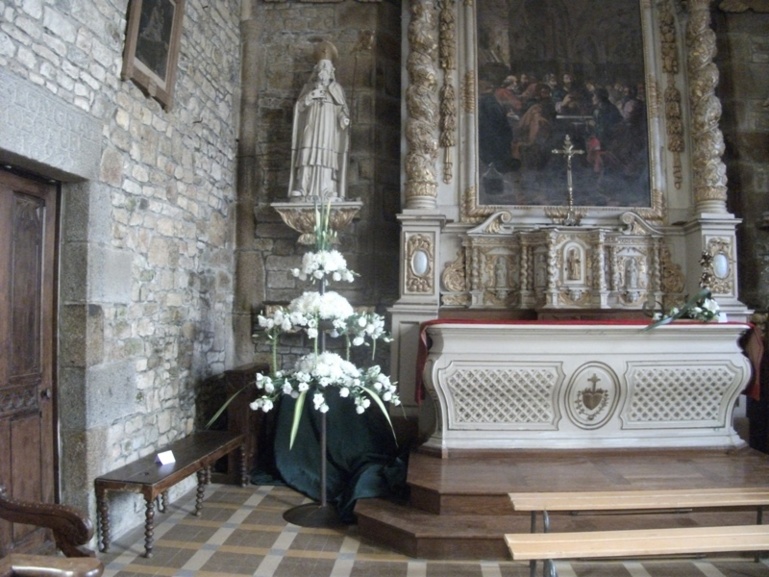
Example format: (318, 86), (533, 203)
(282, 502), (346, 527)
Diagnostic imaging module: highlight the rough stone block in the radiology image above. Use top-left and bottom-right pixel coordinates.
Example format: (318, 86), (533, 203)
(83, 360), (138, 430)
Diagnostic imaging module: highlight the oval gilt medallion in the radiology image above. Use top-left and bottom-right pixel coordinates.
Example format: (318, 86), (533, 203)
(565, 363), (619, 429)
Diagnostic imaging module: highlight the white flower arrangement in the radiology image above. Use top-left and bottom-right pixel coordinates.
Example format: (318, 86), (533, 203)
(291, 249), (356, 283)
(250, 352), (399, 419)
(645, 288), (722, 330)
(248, 201), (399, 448)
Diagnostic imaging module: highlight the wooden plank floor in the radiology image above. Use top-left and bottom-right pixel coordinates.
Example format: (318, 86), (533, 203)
(406, 445), (769, 495)
(355, 444), (769, 559)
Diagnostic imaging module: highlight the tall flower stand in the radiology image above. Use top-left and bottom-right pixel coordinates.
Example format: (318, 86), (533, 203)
(270, 383), (402, 527)
(252, 201), (401, 529)
(282, 411), (343, 527)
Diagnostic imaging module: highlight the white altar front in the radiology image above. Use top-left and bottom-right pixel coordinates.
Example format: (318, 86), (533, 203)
(420, 320), (751, 456)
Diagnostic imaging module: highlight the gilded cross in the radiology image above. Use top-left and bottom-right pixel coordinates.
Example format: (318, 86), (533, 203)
(551, 135), (585, 226)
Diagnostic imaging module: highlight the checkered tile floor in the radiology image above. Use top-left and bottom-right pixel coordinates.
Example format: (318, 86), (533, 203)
(99, 484), (769, 577)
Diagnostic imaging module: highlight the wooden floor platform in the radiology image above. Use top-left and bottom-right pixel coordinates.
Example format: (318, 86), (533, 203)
(354, 445), (769, 560)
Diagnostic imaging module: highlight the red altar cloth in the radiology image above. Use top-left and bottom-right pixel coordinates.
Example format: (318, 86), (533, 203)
(414, 319), (763, 403)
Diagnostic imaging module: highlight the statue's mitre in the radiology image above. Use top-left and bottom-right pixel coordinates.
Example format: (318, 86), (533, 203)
(314, 40), (338, 63)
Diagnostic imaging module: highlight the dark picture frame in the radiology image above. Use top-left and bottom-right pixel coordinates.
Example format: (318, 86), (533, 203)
(121, 0), (185, 110)
(475, 0), (651, 210)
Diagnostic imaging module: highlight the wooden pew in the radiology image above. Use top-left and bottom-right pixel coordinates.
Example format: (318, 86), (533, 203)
(507, 487), (769, 577)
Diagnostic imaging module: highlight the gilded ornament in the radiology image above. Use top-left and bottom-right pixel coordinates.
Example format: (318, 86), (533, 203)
(441, 250), (467, 292)
(406, 234), (434, 293)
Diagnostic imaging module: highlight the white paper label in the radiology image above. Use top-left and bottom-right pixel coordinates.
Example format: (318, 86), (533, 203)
(156, 450), (176, 465)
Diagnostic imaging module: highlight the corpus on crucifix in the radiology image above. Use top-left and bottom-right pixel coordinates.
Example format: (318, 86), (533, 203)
(549, 135), (585, 226)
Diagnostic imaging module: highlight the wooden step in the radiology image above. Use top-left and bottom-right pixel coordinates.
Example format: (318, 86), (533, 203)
(409, 483), (511, 515)
(355, 497), (529, 559)
(354, 448), (769, 560)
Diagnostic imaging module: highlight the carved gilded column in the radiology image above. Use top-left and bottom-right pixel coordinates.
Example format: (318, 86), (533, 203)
(405, 0), (439, 209)
(686, 0), (728, 213)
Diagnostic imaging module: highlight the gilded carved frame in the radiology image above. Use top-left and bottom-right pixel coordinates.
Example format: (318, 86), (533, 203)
(452, 0), (674, 225)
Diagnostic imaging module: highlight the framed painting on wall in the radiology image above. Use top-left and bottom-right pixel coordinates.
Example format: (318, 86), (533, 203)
(121, 0), (185, 110)
(473, 0), (654, 213)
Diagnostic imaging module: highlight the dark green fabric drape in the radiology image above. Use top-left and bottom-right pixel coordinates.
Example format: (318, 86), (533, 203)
(253, 387), (408, 523)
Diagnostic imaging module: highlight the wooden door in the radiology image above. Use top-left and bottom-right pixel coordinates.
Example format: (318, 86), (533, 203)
(0, 170), (57, 554)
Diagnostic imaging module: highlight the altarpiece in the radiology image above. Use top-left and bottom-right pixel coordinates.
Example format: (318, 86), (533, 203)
(390, 0), (751, 453)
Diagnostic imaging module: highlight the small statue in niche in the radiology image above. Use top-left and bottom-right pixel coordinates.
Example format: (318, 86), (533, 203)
(624, 257), (641, 303)
(289, 41), (350, 201)
(494, 256), (509, 300)
(566, 248), (581, 281)
(625, 258), (639, 290)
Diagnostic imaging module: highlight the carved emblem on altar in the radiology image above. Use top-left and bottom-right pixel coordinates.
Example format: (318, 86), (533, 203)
(566, 364), (619, 429)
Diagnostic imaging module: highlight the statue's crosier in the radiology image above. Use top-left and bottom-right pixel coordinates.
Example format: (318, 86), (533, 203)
(289, 41), (350, 201)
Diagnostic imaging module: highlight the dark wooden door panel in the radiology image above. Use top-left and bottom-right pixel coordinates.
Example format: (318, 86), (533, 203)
(0, 171), (57, 555)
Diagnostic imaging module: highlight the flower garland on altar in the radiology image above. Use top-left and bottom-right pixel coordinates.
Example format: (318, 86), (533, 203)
(250, 202), (399, 447)
(644, 252), (723, 330)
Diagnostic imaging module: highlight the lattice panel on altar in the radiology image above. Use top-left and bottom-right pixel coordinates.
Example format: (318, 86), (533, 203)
(623, 363), (742, 426)
(454, 212), (673, 310)
(443, 364), (561, 427)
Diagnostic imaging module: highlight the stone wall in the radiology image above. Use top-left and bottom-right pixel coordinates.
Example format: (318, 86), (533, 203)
(0, 0), (241, 536)
(235, 0), (401, 370)
(715, 5), (769, 311)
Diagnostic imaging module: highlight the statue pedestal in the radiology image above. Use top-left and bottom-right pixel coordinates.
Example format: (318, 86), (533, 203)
(272, 200), (362, 244)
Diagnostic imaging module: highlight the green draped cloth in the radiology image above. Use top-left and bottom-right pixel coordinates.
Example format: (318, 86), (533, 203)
(254, 387), (409, 523)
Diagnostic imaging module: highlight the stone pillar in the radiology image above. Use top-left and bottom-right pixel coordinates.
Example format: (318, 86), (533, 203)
(234, 12), (262, 366)
(682, 0), (750, 321)
(389, 212), (445, 417)
(404, 0), (439, 210)
(686, 0), (729, 214)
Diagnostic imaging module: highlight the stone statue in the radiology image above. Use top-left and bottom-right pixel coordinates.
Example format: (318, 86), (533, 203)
(289, 41), (350, 201)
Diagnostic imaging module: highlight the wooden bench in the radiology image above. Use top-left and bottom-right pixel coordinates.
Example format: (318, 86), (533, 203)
(94, 431), (246, 558)
(505, 525), (769, 577)
(507, 488), (769, 577)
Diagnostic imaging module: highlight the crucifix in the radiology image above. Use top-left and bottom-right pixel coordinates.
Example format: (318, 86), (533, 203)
(551, 135), (585, 226)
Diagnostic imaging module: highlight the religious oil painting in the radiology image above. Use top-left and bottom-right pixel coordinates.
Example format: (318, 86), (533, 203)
(122, 0), (185, 110)
(476, 0), (650, 209)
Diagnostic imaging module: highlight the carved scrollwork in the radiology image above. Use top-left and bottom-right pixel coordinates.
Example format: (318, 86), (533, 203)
(462, 69), (475, 114)
(441, 249), (467, 292)
(466, 210), (515, 235)
(438, 0), (457, 185)
(659, 242), (686, 296)
(660, 0), (685, 190)
(440, 82), (457, 183)
(660, 1), (680, 75)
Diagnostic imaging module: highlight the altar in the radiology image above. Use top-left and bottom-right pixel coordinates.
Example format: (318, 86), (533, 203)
(420, 320), (752, 455)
